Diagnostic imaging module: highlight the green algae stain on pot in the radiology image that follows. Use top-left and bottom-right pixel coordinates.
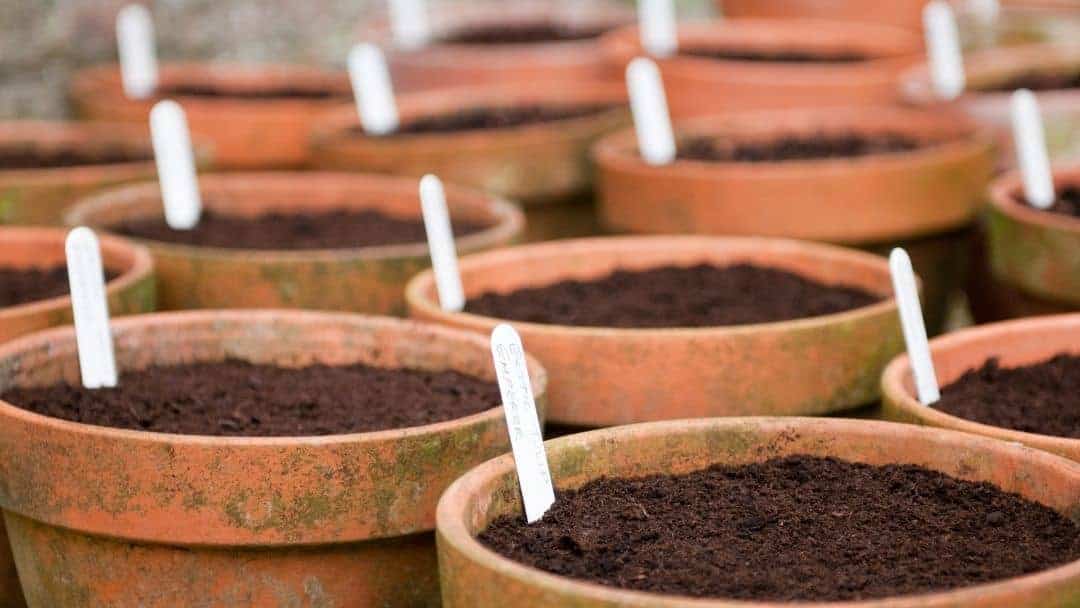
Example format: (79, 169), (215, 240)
(0, 189), (18, 224)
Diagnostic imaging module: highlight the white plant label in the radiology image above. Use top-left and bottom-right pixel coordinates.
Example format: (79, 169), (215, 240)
(419, 175), (465, 312)
(923, 1), (966, 100)
(490, 324), (555, 524)
(627, 57), (676, 166)
(116, 4), (158, 99)
(889, 248), (940, 405)
(66, 228), (118, 390)
(150, 100), (202, 230)
(348, 43), (400, 136)
(389, 0), (431, 50)
(639, 0), (678, 58)
(967, 0), (1000, 25)
(1011, 89), (1056, 210)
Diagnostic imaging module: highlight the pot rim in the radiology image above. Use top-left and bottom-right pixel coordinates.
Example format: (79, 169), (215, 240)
(405, 235), (901, 338)
(63, 171), (525, 262)
(882, 313), (1080, 454)
(988, 162), (1080, 233)
(437, 416), (1080, 607)
(0, 120), (157, 182)
(0, 226), (153, 321)
(0, 309), (548, 447)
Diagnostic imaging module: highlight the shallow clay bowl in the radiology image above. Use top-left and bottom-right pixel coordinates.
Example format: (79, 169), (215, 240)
(883, 313), (1080, 462)
(407, 236), (904, 427)
(64, 172), (523, 314)
(437, 416), (1080, 607)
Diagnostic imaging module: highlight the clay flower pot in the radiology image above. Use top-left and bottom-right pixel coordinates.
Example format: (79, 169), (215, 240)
(883, 314), (1080, 462)
(65, 172), (523, 314)
(716, 0), (927, 30)
(901, 44), (1080, 168)
(600, 19), (921, 119)
(407, 236), (903, 428)
(310, 83), (630, 206)
(0, 310), (547, 607)
(437, 416), (1080, 607)
(0, 226), (155, 345)
(594, 105), (995, 333)
(0, 121), (157, 226)
(70, 62), (350, 169)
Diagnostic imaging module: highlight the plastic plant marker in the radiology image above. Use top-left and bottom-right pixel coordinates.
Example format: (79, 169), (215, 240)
(627, 57), (676, 166)
(116, 4), (158, 100)
(1011, 89), (1056, 210)
(65, 227), (118, 390)
(923, 1), (966, 100)
(388, 0), (431, 50)
(150, 100), (202, 230)
(889, 248), (940, 405)
(639, 0), (678, 58)
(968, 0), (1000, 25)
(419, 174), (464, 312)
(348, 43), (400, 137)
(490, 324), (555, 524)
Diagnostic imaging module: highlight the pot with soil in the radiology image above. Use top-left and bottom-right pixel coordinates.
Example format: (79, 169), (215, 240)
(901, 43), (1080, 168)
(438, 416), (1080, 607)
(957, 1), (1080, 51)
(0, 310), (547, 607)
(883, 314), (1080, 462)
(716, 0), (928, 30)
(69, 63), (350, 169)
(64, 172), (522, 314)
(0, 226), (155, 345)
(600, 19), (921, 119)
(595, 105), (995, 333)
(0, 121), (158, 226)
(407, 236), (904, 428)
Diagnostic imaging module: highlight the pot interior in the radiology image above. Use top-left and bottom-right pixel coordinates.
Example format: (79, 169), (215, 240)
(0, 230), (137, 284)
(0, 123), (152, 171)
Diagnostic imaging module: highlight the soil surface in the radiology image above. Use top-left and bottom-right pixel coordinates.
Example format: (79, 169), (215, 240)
(979, 69), (1080, 92)
(681, 47), (868, 63)
(935, 354), (1080, 438)
(0, 266), (117, 308)
(0, 144), (152, 169)
(464, 263), (881, 328)
(111, 208), (489, 250)
(1020, 185), (1080, 218)
(376, 104), (616, 135)
(1, 359), (502, 436)
(677, 133), (924, 162)
(156, 83), (346, 100)
(479, 455), (1080, 602)
(440, 22), (611, 44)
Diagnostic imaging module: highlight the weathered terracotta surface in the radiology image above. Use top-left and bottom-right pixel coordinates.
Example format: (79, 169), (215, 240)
(600, 19), (921, 118)
(0, 122), (157, 226)
(0, 226), (156, 344)
(310, 83), (630, 206)
(65, 172), (523, 314)
(882, 314), (1080, 463)
(437, 417), (1080, 607)
(0, 310), (548, 607)
(717, 0), (927, 29)
(69, 63), (350, 169)
(901, 44), (1080, 168)
(407, 236), (904, 427)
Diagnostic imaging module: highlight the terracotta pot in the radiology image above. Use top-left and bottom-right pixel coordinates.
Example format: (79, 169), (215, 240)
(0, 310), (548, 607)
(0, 121), (157, 226)
(69, 63), (350, 169)
(368, 0), (632, 92)
(407, 236), (904, 427)
(0, 226), (155, 345)
(594, 105), (993, 332)
(901, 44), (1080, 168)
(310, 83), (630, 206)
(717, 0), (927, 30)
(882, 314), (1080, 462)
(600, 19), (921, 119)
(437, 416), (1080, 607)
(64, 172), (523, 315)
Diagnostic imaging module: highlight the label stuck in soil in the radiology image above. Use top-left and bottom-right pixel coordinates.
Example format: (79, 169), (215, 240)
(150, 100), (202, 230)
(65, 227), (118, 389)
(923, 1), (965, 100)
(116, 4), (158, 99)
(890, 248), (939, 405)
(627, 57), (675, 166)
(1011, 89), (1055, 209)
(419, 174), (465, 312)
(349, 43), (399, 136)
(638, 0), (677, 58)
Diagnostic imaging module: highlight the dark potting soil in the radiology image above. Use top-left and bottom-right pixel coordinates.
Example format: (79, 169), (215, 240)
(677, 133), (924, 163)
(935, 354), (1080, 438)
(0, 144), (152, 170)
(680, 46), (869, 63)
(1, 359), (502, 436)
(440, 22), (611, 44)
(155, 83), (347, 100)
(479, 455), (1080, 602)
(0, 266), (118, 308)
(111, 208), (489, 250)
(463, 263), (882, 328)
(372, 104), (616, 136)
(1020, 185), (1080, 219)
(978, 69), (1080, 92)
